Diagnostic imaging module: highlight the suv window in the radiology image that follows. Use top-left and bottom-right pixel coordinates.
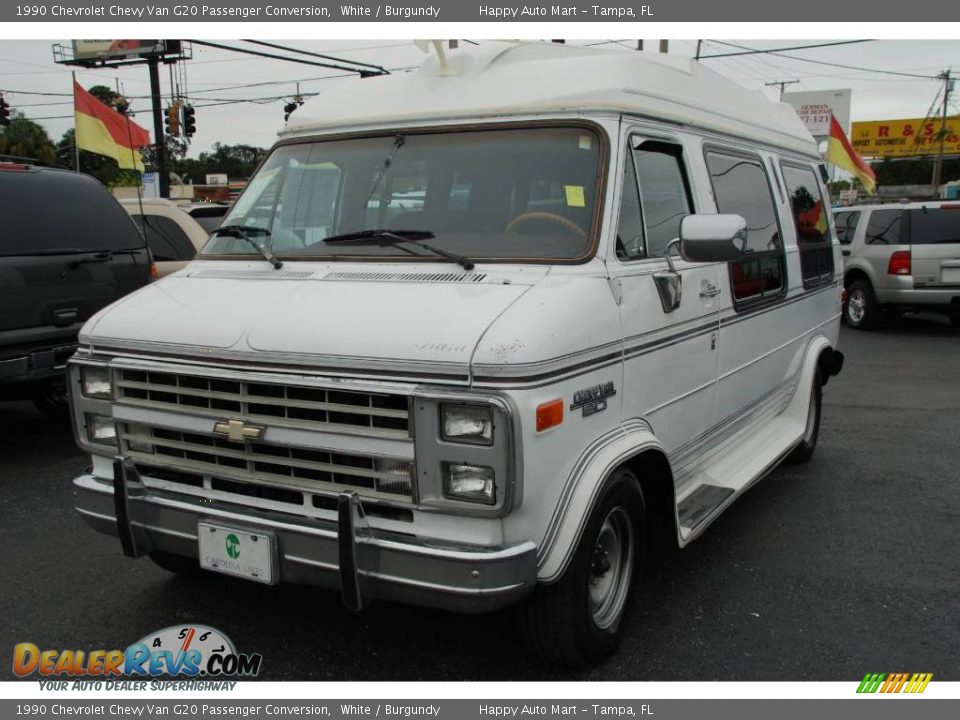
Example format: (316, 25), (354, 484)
(782, 163), (834, 285)
(834, 211), (860, 245)
(865, 209), (903, 245)
(908, 208), (960, 244)
(0, 170), (144, 256)
(705, 150), (784, 302)
(133, 215), (196, 261)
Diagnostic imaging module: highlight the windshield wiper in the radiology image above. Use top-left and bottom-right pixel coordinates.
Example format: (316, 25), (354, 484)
(213, 225), (283, 270)
(323, 229), (475, 271)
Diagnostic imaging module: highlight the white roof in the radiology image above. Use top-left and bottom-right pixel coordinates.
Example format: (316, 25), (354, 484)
(284, 42), (818, 156)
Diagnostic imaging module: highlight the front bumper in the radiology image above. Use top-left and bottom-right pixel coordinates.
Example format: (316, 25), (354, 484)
(73, 459), (537, 613)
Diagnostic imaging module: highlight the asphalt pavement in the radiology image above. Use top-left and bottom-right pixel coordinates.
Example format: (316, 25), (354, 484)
(2, 315), (958, 681)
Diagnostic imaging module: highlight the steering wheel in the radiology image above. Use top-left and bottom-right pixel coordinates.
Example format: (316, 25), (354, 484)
(505, 211), (588, 239)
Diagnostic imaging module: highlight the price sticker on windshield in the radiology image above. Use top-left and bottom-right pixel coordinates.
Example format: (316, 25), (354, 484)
(564, 185), (586, 208)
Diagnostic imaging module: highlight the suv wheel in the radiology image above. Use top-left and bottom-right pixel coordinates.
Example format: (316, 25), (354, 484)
(517, 468), (645, 668)
(844, 280), (878, 330)
(31, 379), (69, 419)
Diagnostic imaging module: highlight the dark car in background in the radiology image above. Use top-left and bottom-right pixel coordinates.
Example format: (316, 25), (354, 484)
(0, 162), (153, 415)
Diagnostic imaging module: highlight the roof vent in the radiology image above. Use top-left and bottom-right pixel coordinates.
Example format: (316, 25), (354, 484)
(323, 271), (486, 283)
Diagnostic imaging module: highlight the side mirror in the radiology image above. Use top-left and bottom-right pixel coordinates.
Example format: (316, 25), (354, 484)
(680, 214), (748, 263)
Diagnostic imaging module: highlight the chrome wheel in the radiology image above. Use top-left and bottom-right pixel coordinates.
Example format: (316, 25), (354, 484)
(588, 506), (634, 630)
(846, 288), (867, 324)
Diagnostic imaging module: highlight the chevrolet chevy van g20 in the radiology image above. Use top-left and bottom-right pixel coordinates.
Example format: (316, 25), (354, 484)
(69, 42), (844, 667)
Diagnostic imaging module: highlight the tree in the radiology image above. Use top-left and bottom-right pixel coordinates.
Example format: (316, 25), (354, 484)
(0, 112), (57, 165)
(172, 142), (267, 183)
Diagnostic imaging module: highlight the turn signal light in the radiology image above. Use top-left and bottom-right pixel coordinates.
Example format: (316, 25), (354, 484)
(150, 261), (158, 280)
(536, 398), (564, 432)
(887, 251), (911, 276)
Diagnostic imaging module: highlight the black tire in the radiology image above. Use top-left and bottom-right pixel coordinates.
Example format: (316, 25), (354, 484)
(843, 280), (878, 330)
(950, 311), (960, 330)
(517, 468), (645, 668)
(31, 379), (70, 419)
(787, 369), (822, 464)
(149, 551), (205, 578)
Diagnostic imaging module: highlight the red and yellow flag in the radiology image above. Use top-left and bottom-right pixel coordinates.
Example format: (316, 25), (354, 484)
(827, 114), (877, 194)
(73, 80), (150, 171)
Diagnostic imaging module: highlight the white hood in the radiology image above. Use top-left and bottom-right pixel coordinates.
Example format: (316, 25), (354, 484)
(80, 263), (546, 380)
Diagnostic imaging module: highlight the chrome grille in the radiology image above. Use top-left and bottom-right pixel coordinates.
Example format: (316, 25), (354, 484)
(116, 369), (410, 439)
(120, 423), (414, 500)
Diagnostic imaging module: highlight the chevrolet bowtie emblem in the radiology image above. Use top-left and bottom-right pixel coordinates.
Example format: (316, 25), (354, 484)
(213, 419), (265, 443)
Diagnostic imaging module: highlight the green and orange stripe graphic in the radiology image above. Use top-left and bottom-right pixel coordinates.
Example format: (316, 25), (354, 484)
(857, 672), (933, 694)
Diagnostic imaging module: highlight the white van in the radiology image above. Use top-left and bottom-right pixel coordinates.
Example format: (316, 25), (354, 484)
(68, 43), (844, 667)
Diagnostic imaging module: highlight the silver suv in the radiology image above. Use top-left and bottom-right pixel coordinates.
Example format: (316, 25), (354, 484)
(835, 201), (960, 329)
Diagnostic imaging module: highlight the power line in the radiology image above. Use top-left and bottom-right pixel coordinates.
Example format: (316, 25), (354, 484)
(704, 40), (942, 80)
(699, 39), (874, 59)
(243, 40), (389, 74)
(188, 39), (386, 77)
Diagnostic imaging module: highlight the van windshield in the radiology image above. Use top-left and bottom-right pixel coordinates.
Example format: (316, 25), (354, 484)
(204, 126), (603, 263)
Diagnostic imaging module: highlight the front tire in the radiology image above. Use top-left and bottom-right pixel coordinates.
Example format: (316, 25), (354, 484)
(787, 369), (822, 464)
(517, 468), (645, 668)
(31, 379), (69, 419)
(844, 280), (878, 330)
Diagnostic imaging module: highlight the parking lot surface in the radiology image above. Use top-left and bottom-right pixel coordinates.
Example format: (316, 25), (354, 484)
(2, 316), (958, 681)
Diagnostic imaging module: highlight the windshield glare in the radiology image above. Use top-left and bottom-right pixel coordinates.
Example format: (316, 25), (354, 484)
(205, 126), (602, 262)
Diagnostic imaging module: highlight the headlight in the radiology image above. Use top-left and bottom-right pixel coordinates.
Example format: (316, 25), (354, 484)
(85, 413), (117, 446)
(81, 366), (112, 399)
(443, 463), (496, 505)
(440, 404), (493, 445)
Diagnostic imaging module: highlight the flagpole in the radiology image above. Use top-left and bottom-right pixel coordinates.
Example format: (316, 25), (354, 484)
(72, 72), (80, 172)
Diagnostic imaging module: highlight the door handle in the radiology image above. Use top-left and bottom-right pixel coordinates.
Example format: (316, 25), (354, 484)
(699, 281), (721, 298)
(842, 250), (851, 257)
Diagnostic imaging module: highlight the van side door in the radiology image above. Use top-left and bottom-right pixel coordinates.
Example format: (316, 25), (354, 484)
(608, 131), (721, 465)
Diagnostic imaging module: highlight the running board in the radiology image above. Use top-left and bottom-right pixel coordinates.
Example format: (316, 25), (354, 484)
(678, 484), (734, 534)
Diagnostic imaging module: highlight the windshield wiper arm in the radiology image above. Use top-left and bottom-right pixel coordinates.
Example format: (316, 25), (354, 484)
(323, 229), (475, 271)
(213, 225), (283, 270)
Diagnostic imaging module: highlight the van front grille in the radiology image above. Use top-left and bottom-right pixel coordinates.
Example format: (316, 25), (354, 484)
(115, 368), (410, 439)
(121, 423), (414, 500)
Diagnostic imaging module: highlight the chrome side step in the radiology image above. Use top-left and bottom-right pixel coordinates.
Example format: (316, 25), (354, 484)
(678, 484), (734, 535)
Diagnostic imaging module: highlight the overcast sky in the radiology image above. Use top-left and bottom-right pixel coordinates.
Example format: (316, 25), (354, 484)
(0, 39), (956, 157)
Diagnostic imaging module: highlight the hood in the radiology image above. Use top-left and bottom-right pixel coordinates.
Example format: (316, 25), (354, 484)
(80, 263), (546, 380)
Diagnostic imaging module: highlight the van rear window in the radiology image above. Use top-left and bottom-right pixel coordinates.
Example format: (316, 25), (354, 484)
(908, 208), (960, 245)
(0, 171), (145, 256)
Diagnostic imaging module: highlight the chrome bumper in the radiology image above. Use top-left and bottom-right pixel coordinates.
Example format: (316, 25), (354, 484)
(73, 458), (537, 613)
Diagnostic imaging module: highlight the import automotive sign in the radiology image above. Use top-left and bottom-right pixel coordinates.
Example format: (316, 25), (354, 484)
(783, 89), (852, 138)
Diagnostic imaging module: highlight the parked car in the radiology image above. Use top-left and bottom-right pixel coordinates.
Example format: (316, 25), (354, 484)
(0, 163), (152, 415)
(68, 43), (844, 667)
(834, 201), (960, 329)
(119, 199), (210, 277)
(183, 201), (230, 235)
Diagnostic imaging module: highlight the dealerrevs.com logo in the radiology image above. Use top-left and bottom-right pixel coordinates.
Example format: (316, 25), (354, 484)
(13, 625), (262, 681)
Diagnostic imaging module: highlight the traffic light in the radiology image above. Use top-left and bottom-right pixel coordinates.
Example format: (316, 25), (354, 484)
(0, 94), (10, 127)
(164, 103), (179, 136)
(182, 105), (196, 137)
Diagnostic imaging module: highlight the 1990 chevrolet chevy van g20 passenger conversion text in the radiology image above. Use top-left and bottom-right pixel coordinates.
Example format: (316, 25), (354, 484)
(69, 42), (844, 667)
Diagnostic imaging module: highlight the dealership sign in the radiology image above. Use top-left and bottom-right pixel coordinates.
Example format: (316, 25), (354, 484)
(71, 40), (179, 62)
(783, 89), (852, 138)
(851, 116), (960, 158)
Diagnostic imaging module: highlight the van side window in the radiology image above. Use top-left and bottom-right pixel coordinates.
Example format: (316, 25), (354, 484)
(834, 211), (860, 245)
(781, 163), (834, 286)
(632, 141), (693, 258)
(616, 150), (645, 260)
(705, 150), (784, 302)
(865, 210), (902, 245)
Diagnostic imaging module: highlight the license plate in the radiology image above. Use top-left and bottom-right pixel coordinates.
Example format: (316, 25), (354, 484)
(197, 522), (275, 584)
(942, 267), (960, 283)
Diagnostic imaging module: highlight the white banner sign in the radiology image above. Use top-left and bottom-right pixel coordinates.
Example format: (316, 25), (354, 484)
(783, 89), (852, 137)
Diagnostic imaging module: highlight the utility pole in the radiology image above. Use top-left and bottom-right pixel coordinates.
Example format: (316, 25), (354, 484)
(147, 56), (170, 198)
(766, 79), (800, 100)
(931, 69), (953, 191)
